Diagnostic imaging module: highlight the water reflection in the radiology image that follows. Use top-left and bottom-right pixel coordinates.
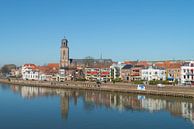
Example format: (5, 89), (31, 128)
(9, 85), (194, 124)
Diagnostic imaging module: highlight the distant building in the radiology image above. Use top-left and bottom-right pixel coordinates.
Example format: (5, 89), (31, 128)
(10, 67), (21, 77)
(181, 61), (194, 85)
(141, 66), (166, 81)
(130, 65), (143, 81)
(85, 67), (111, 81)
(22, 64), (37, 73)
(38, 64), (59, 74)
(121, 64), (133, 82)
(155, 61), (182, 82)
(110, 62), (125, 80)
(38, 63), (59, 81)
(69, 58), (113, 68)
(130, 61), (150, 81)
(58, 36), (113, 81)
(22, 70), (39, 80)
(60, 37), (69, 68)
(119, 61), (150, 82)
(22, 64), (39, 80)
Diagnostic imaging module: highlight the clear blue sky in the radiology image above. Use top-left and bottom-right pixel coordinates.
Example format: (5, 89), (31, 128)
(0, 0), (194, 66)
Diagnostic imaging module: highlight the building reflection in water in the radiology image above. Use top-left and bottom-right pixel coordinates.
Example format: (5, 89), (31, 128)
(60, 94), (69, 120)
(10, 85), (194, 124)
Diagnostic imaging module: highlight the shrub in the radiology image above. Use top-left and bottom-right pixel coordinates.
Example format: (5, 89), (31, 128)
(132, 80), (144, 84)
(76, 78), (86, 81)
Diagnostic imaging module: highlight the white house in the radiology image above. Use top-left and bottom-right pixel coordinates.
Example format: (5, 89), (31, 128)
(181, 61), (194, 85)
(22, 70), (39, 80)
(141, 66), (166, 81)
(22, 64), (39, 80)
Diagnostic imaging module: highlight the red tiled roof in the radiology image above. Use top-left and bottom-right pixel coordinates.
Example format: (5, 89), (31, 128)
(24, 64), (37, 67)
(37, 64), (59, 75)
(23, 64), (37, 70)
(155, 61), (181, 69)
(123, 61), (137, 65)
(136, 61), (150, 67)
(48, 63), (59, 68)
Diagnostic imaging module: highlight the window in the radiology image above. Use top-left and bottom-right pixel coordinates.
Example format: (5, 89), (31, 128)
(126, 77), (129, 80)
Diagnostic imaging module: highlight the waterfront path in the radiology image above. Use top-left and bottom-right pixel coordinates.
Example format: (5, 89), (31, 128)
(1, 78), (194, 98)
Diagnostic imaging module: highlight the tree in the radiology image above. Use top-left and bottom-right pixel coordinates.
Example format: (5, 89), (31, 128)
(1, 64), (16, 75)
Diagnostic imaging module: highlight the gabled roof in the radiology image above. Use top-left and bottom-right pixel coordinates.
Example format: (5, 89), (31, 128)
(143, 66), (165, 70)
(24, 64), (37, 67)
(155, 61), (181, 69)
(48, 63), (59, 68)
(122, 64), (133, 70)
(23, 64), (37, 70)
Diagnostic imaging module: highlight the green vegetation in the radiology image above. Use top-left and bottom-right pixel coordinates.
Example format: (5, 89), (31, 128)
(149, 80), (162, 85)
(132, 80), (144, 84)
(75, 78), (87, 81)
(148, 80), (178, 85)
(112, 78), (122, 84)
(174, 79), (179, 85)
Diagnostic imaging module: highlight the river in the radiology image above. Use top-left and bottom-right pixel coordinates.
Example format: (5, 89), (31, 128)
(0, 83), (194, 129)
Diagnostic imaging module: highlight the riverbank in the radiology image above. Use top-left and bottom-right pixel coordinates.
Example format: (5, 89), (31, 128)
(0, 78), (194, 98)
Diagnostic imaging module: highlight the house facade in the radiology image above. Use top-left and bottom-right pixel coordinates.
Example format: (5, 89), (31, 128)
(121, 64), (133, 82)
(155, 61), (182, 82)
(22, 70), (39, 80)
(130, 66), (143, 81)
(85, 67), (111, 81)
(141, 66), (166, 81)
(22, 64), (39, 80)
(181, 61), (194, 85)
(110, 62), (125, 80)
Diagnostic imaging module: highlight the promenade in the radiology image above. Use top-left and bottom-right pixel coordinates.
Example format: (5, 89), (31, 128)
(0, 78), (194, 98)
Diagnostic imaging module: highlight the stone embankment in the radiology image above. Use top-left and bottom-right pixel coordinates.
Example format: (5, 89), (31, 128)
(0, 78), (194, 98)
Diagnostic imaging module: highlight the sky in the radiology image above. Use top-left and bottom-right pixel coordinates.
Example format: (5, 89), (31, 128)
(0, 0), (194, 66)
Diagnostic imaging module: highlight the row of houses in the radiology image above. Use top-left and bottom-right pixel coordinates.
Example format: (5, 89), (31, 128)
(111, 62), (166, 82)
(111, 61), (194, 85)
(4, 60), (194, 85)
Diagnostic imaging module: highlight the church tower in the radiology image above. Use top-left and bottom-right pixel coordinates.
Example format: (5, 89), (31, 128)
(60, 36), (69, 68)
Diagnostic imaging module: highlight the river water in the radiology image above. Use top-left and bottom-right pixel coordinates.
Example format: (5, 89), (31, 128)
(0, 83), (194, 129)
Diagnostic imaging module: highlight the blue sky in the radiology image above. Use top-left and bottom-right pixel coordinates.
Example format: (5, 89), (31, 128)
(0, 0), (194, 66)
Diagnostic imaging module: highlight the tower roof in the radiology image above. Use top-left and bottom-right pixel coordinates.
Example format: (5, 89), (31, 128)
(61, 36), (68, 47)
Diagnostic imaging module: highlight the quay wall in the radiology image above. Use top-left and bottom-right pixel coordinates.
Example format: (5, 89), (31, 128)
(0, 78), (194, 98)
